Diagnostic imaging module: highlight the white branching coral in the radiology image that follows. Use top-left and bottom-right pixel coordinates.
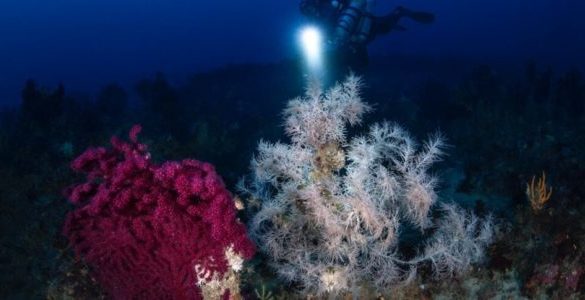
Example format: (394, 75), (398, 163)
(239, 76), (493, 295)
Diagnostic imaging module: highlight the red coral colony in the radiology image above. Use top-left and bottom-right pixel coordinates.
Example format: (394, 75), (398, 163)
(63, 125), (255, 299)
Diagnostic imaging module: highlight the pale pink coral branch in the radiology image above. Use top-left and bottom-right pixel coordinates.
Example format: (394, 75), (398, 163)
(244, 76), (493, 295)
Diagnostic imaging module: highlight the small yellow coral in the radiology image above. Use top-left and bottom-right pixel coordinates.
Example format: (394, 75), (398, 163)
(526, 171), (552, 212)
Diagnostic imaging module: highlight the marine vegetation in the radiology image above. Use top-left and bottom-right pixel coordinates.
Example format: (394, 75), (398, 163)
(2, 59), (584, 299)
(239, 76), (494, 296)
(63, 125), (255, 299)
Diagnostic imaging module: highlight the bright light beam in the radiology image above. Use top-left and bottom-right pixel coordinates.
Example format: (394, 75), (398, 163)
(299, 26), (323, 72)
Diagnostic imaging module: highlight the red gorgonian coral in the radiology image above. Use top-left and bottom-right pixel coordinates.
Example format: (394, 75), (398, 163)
(63, 125), (255, 299)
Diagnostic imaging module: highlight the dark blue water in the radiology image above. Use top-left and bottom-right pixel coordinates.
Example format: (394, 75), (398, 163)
(1, 0), (583, 106)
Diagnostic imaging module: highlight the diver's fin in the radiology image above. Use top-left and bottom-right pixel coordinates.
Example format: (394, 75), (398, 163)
(404, 10), (435, 24)
(394, 24), (407, 31)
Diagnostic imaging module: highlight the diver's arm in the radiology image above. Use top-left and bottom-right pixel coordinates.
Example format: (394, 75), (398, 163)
(332, 0), (367, 46)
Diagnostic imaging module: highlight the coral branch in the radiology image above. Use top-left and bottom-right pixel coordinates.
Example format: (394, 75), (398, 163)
(241, 77), (493, 295)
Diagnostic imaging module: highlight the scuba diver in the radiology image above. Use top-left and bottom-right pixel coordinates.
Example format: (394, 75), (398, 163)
(300, 0), (435, 71)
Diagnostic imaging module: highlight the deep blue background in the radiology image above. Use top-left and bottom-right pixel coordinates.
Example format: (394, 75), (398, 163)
(1, 0), (584, 107)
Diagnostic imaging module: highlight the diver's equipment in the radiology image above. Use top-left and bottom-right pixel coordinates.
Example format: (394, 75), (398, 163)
(407, 11), (435, 24)
(333, 0), (367, 46)
(299, 26), (324, 70)
(374, 6), (435, 35)
(351, 14), (373, 44)
(396, 6), (435, 24)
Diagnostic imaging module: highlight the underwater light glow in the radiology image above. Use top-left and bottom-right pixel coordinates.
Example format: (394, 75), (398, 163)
(299, 26), (323, 71)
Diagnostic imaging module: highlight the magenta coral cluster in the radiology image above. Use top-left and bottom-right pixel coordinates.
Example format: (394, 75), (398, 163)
(63, 125), (255, 299)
